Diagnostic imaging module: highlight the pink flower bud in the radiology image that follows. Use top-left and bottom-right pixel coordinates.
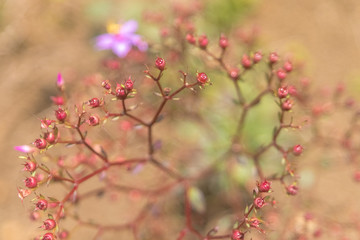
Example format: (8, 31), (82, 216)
(197, 72), (208, 84)
(42, 232), (55, 240)
(55, 108), (67, 121)
(155, 57), (166, 71)
(254, 197), (265, 209)
(241, 54), (252, 69)
(231, 229), (244, 240)
(286, 184), (298, 195)
(253, 51), (263, 63)
(269, 52), (279, 64)
(89, 98), (100, 108)
(50, 96), (64, 105)
(36, 199), (48, 211)
(25, 177), (38, 188)
(228, 68), (240, 81)
(198, 35), (209, 49)
(102, 80), (111, 90)
(277, 86), (288, 98)
(88, 115), (100, 126)
(219, 35), (228, 49)
(34, 138), (47, 149)
(186, 33), (196, 45)
(44, 132), (56, 144)
(125, 77), (134, 91)
(288, 85), (297, 96)
(24, 161), (37, 172)
(293, 144), (303, 156)
(283, 61), (293, 72)
(282, 99), (293, 111)
(42, 219), (56, 230)
(276, 68), (287, 80)
(258, 180), (271, 192)
(116, 85), (127, 99)
(57, 73), (64, 89)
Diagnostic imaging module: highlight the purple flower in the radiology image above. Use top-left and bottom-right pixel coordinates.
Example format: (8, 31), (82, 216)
(95, 20), (148, 58)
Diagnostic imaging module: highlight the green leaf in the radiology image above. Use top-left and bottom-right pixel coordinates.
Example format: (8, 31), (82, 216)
(188, 186), (206, 214)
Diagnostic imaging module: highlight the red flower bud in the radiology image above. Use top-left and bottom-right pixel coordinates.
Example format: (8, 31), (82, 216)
(115, 83), (127, 99)
(125, 77), (134, 91)
(269, 52), (279, 64)
(155, 57), (166, 71)
(283, 61), (293, 72)
(25, 177), (38, 188)
(36, 199), (48, 211)
(88, 115), (100, 126)
(253, 51), (263, 63)
(34, 138), (47, 149)
(254, 197), (265, 209)
(228, 68), (240, 81)
(276, 68), (287, 80)
(219, 35), (228, 49)
(231, 229), (244, 240)
(89, 98), (100, 108)
(42, 232), (55, 240)
(50, 96), (64, 105)
(102, 80), (111, 90)
(186, 33), (196, 45)
(286, 184), (298, 195)
(24, 161), (37, 172)
(282, 99), (293, 111)
(293, 144), (303, 156)
(241, 54), (252, 69)
(42, 219), (56, 230)
(44, 132), (56, 144)
(55, 108), (67, 121)
(258, 180), (271, 192)
(277, 86), (288, 98)
(197, 72), (208, 84)
(198, 35), (209, 49)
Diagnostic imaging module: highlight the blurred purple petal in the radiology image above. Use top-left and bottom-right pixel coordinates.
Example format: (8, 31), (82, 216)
(120, 20), (138, 34)
(136, 40), (148, 52)
(14, 145), (35, 153)
(57, 73), (64, 88)
(112, 41), (131, 58)
(95, 34), (115, 50)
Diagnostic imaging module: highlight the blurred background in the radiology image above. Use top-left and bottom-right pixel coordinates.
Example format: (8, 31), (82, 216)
(1, 0), (360, 239)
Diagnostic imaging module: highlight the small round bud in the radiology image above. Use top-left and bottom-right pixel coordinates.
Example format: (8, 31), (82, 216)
(219, 35), (228, 49)
(228, 68), (240, 81)
(89, 98), (100, 108)
(34, 138), (47, 149)
(288, 85), (297, 96)
(269, 52), (279, 64)
(286, 184), (298, 195)
(231, 229), (244, 240)
(258, 180), (271, 192)
(115, 86), (127, 99)
(58, 230), (69, 239)
(198, 35), (209, 49)
(197, 72), (208, 84)
(277, 86), (288, 98)
(24, 161), (37, 172)
(44, 132), (56, 144)
(25, 177), (38, 188)
(186, 33), (196, 45)
(88, 115), (100, 126)
(254, 197), (265, 209)
(42, 233), (55, 240)
(253, 51), (263, 63)
(42, 219), (56, 230)
(283, 61), (293, 72)
(55, 108), (67, 121)
(36, 199), (48, 211)
(155, 57), (166, 71)
(50, 96), (64, 106)
(293, 144), (303, 156)
(241, 54), (252, 69)
(125, 77), (134, 91)
(250, 218), (261, 228)
(282, 99), (293, 111)
(276, 68), (287, 80)
(102, 80), (111, 90)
